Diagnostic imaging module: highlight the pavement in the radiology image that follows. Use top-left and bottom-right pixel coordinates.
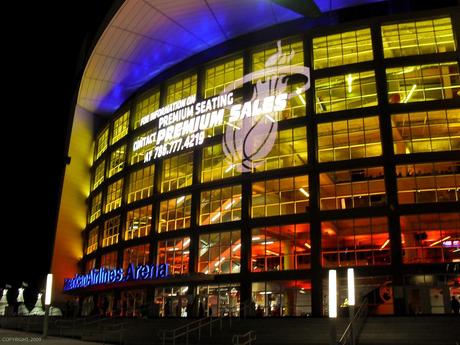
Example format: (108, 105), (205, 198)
(0, 329), (102, 345)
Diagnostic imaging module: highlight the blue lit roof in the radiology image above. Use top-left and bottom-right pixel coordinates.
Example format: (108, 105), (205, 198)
(78, 0), (385, 115)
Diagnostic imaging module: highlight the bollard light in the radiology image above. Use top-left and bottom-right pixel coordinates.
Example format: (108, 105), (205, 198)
(347, 268), (355, 306)
(328, 269), (337, 318)
(45, 274), (53, 305)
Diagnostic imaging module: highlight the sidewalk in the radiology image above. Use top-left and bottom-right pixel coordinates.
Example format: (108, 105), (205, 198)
(0, 329), (102, 345)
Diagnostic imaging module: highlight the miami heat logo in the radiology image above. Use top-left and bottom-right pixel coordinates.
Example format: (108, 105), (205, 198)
(222, 41), (310, 172)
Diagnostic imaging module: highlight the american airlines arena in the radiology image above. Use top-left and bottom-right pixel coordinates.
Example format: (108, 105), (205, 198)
(52, 0), (460, 318)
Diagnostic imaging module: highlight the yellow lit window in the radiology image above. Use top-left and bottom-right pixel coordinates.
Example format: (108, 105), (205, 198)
(107, 145), (126, 178)
(86, 227), (99, 255)
(130, 129), (155, 165)
(386, 62), (460, 104)
(204, 57), (243, 98)
(252, 40), (304, 74)
(94, 127), (109, 160)
(157, 237), (190, 275)
(201, 143), (241, 182)
(133, 90), (160, 130)
(317, 116), (382, 162)
(250, 126), (307, 172)
(320, 167), (386, 210)
(125, 205), (152, 240)
(126, 165), (154, 204)
(102, 216), (120, 247)
(381, 17), (456, 58)
(396, 161), (460, 204)
(92, 160), (105, 191)
(198, 230), (241, 274)
(313, 28), (373, 69)
(252, 175), (309, 218)
(161, 152), (193, 192)
(158, 194), (192, 233)
(392, 109), (460, 154)
(315, 71), (377, 113)
(104, 179), (123, 213)
(166, 74), (197, 104)
(89, 192), (102, 223)
(200, 185), (242, 225)
(111, 111), (129, 144)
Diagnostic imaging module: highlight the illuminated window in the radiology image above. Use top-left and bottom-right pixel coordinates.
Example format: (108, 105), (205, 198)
(126, 165), (154, 204)
(161, 152), (193, 192)
(105, 179), (123, 213)
(133, 90), (160, 130)
(251, 223), (310, 272)
(111, 111), (129, 145)
(381, 17), (456, 58)
(158, 194), (192, 233)
(157, 237), (190, 275)
(252, 40), (306, 121)
(386, 62), (460, 103)
(85, 259), (96, 273)
(130, 129), (156, 165)
(401, 213), (460, 264)
(322, 217), (390, 267)
(252, 280), (311, 317)
(392, 109), (460, 154)
(313, 29), (373, 69)
(166, 74), (197, 104)
(95, 127), (109, 160)
(252, 40), (304, 74)
(198, 230), (241, 274)
(123, 244), (149, 270)
(252, 175), (309, 218)
(101, 251), (117, 269)
(315, 71), (377, 113)
(125, 205), (152, 240)
(102, 216), (120, 247)
(86, 227), (99, 255)
(317, 116), (382, 162)
(107, 145), (126, 178)
(204, 57), (243, 98)
(204, 94), (244, 137)
(396, 161), (460, 204)
(92, 160), (105, 191)
(201, 143), (241, 182)
(320, 167), (386, 210)
(251, 127), (307, 172)
(198, 284), (240, 317)
(89, 192), (102, 223)
(200, 185), (242, 225)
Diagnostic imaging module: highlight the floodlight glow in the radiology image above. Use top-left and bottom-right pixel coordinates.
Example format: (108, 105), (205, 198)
(328, 270), (337, 318)
(347, 268), (355, 306)
(45, 274), (53, 306)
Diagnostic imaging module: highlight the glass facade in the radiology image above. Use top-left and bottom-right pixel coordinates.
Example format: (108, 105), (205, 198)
(81, 12), (460, 318)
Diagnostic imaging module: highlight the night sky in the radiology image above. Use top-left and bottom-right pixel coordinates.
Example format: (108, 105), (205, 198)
(1, 0), (115, 305)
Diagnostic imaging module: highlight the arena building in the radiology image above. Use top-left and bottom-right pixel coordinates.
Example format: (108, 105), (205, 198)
(52, 0), (460, 318)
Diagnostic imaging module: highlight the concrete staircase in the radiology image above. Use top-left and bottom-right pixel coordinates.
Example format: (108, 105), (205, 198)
(358, 316), (460, 345)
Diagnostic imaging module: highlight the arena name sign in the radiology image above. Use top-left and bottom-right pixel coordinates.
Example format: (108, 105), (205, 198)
(133, 92), (288, 161)
(63, 263), (169, 291)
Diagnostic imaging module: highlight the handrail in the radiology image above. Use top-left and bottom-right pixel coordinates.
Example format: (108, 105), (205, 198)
(160, 301), (250, 345)
(232, 330), (256, 345)
(338, 298), (369, 345)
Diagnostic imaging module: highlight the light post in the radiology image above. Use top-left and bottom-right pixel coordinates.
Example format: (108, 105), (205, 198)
(347, 268), (355, 345)
(43, 273), (53, 339)
(328, 269), (337, 345)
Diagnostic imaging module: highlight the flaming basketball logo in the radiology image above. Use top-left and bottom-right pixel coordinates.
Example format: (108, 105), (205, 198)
(222, 41), (310, 172)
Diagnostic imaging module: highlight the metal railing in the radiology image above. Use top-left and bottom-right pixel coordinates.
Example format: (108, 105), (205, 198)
(338, 298), (369, 345)
(232, 330), (256, 345)
(161, 302), (250, 345)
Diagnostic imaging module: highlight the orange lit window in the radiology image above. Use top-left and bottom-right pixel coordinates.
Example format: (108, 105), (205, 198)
(198, 230), (241, 274)
(123, 244), (149, 271)
(100, 251), (117, 269)
(157, 237), (190, 275)
(86, 227), (99, 255)
(251, 223), (310, 272)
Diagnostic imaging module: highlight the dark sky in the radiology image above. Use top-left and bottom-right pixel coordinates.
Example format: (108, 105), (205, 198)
(1, 1), (115, 301)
